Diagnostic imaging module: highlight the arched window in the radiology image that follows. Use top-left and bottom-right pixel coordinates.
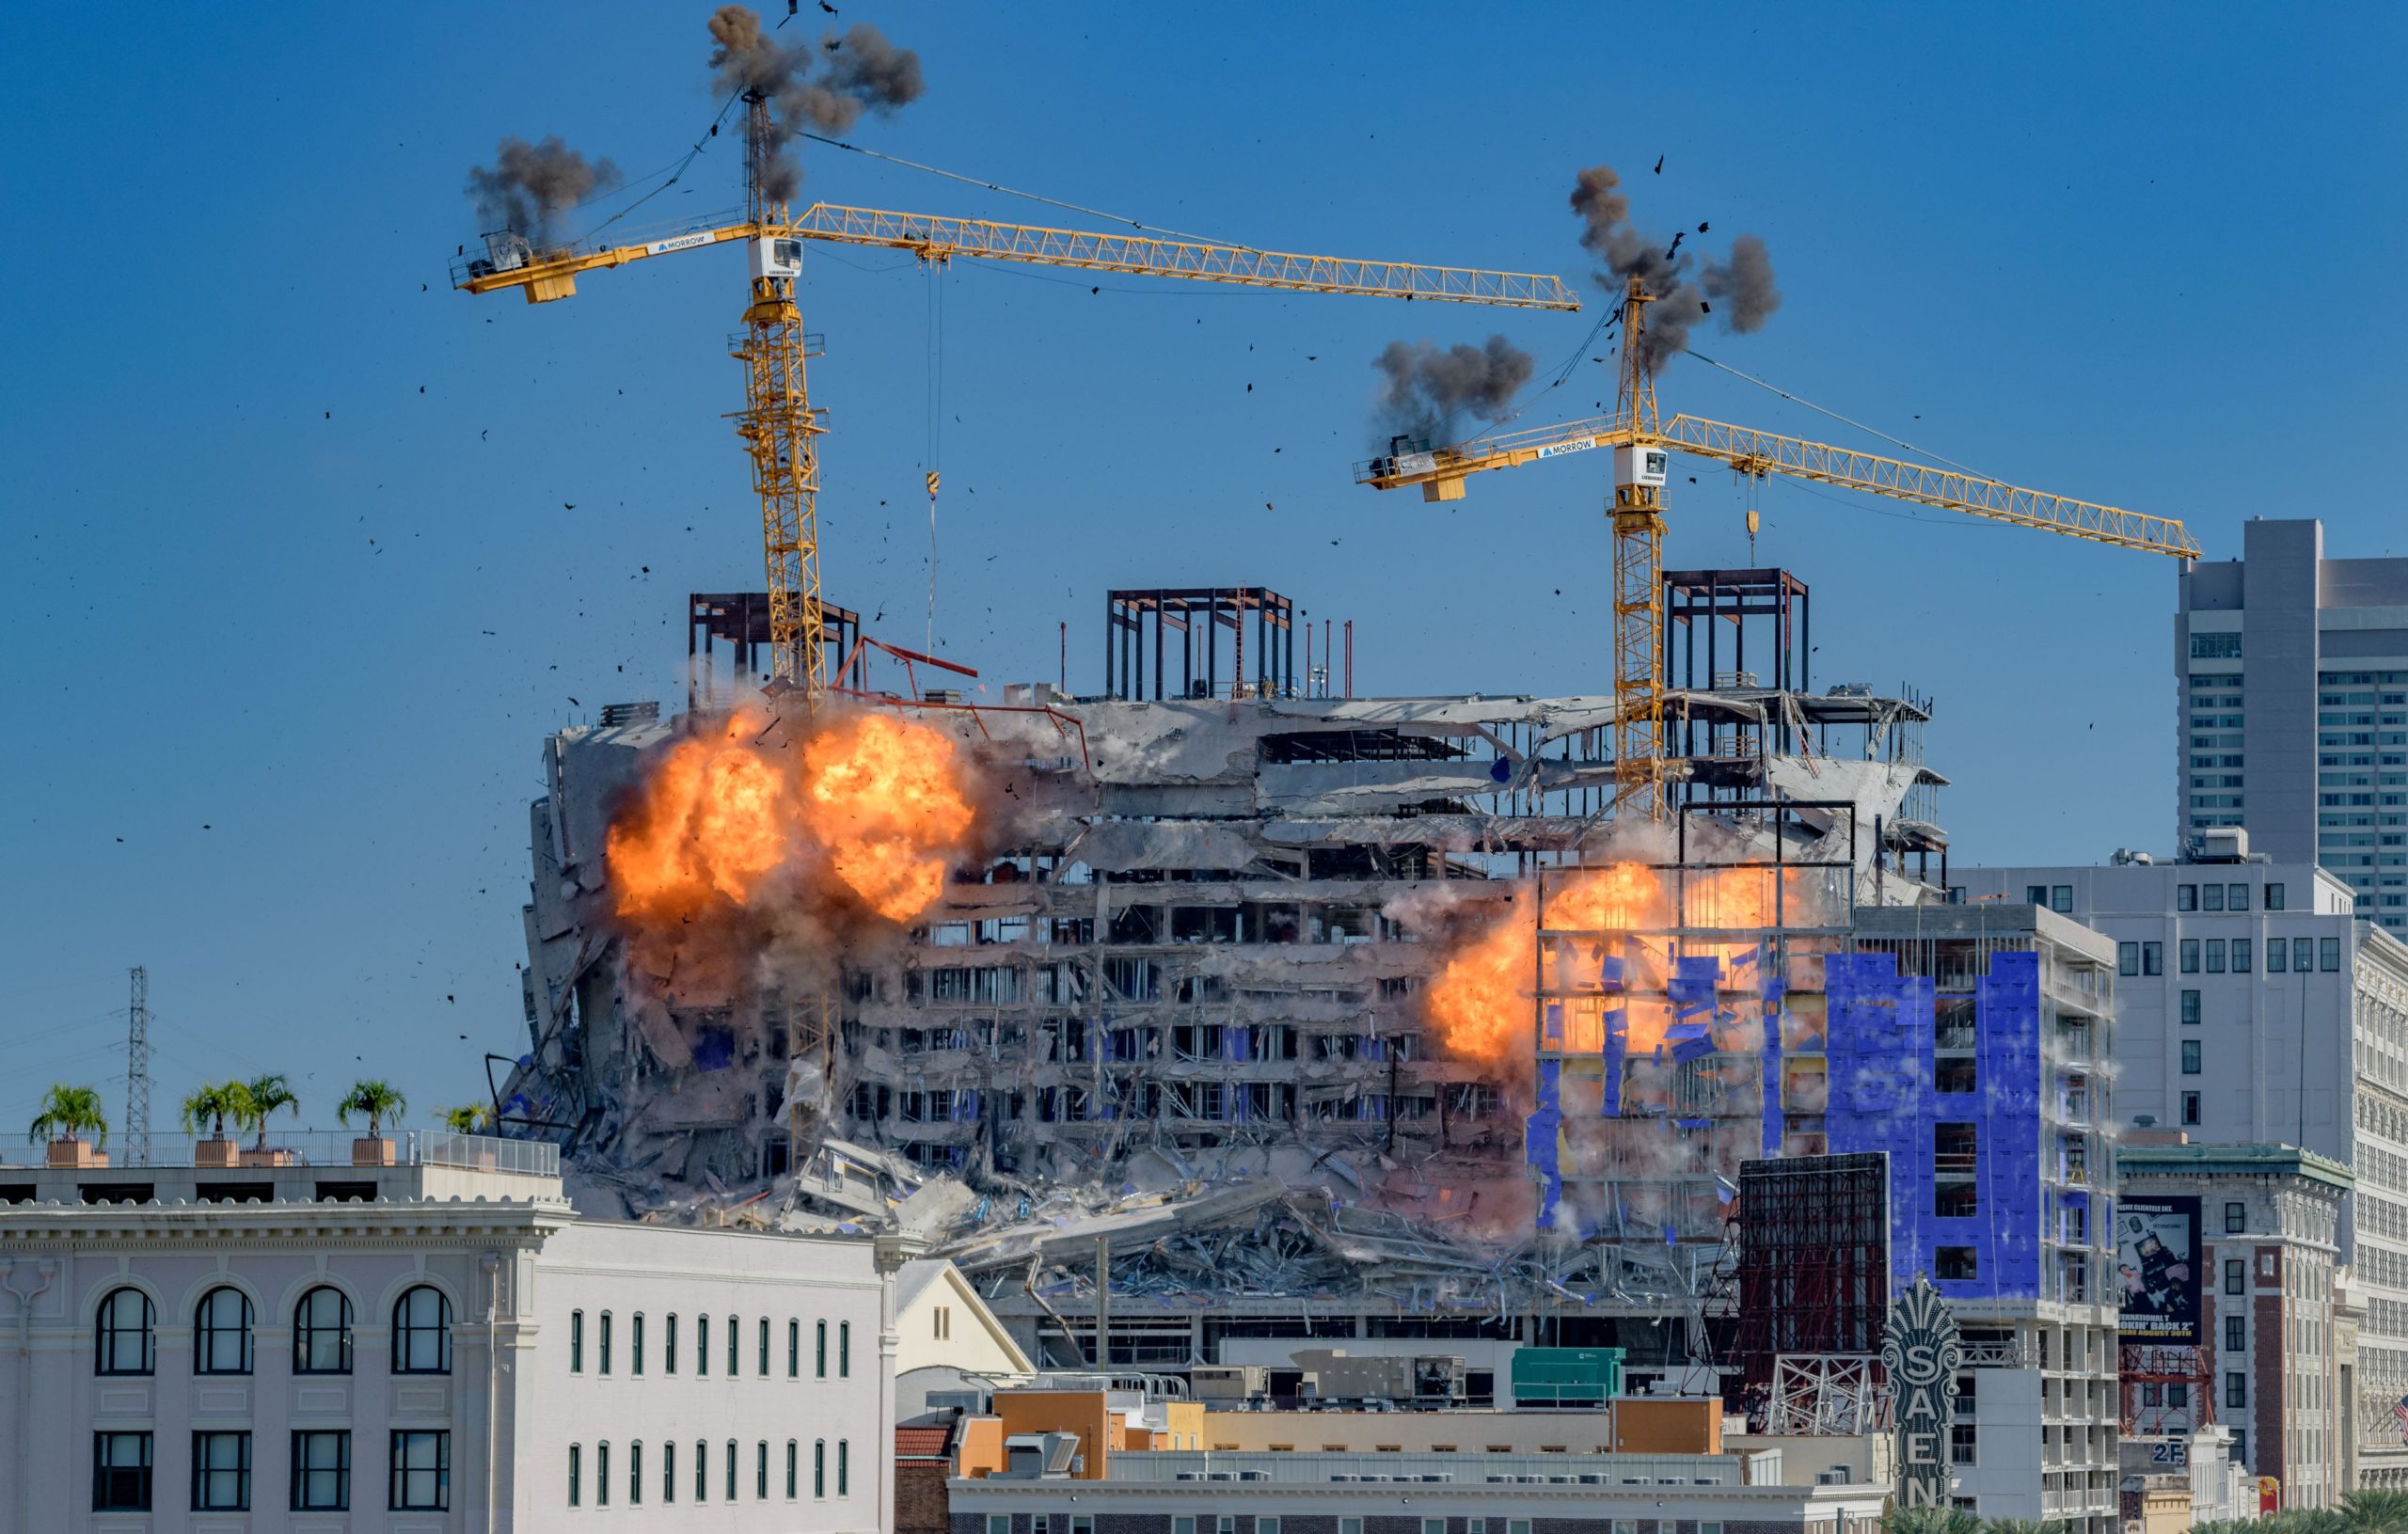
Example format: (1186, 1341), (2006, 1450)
(393, 1286), (452, 1375)
(837, 1438), (849, 1496)
(784, 1439), (798, 1498)
(696, 1312), (709, 1376)
(813, 1438), (826, 1498)
(631, 1312), (645, 1376)
(757, 1316), (769, 1376)
(293, 1286), (354, 1375)
(598, 1310), (613, 1375)
(723, 1439), (737, 1502)
(755, 1440), (768, 1500)
(693, 1438), (706, 1502)
(815, 1319), (827, 1378)
(838, 1320), (850, 1378)
(787, 1318), (799, 1377)
(725, 1314), (737, 1376)
(570, 1308), (584, 1372)
(628, 1440), (642, 1506)
(665, 1312), (679, 1374)
(567, 1444), (580, 1507)
(662, 1439), (676, 1504)
(94, 1287), (153, 1376)
(194, 1287), (253, 1375)
(595, 1442), (610, 1508)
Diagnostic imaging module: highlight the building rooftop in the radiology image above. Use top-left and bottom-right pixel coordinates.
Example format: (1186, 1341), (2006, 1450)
(0, 1131), (563, 1210)
(2116, 1141), (2355, 1191)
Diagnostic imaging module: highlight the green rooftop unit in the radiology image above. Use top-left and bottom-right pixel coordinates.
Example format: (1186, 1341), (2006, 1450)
(1510, 1346), (1625, 1407)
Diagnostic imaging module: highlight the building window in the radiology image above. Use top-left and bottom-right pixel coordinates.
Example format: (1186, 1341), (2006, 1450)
(570, 1308), (584, 1373)
(1950, 1422), (1977, 1465)
(294, 1286), (354, 1375)
(2178, 883), (2198, 911)
(2229, 882), (2250, 911)
(2118, 941), (2139, 976)
(990, 1518), (1011, 1534)
(194, 1285), (254, 1375)
(838, 1438), (849, 1495)
(816, 1438), (827, 1497)
(786, 1439), (798, 1498)
(2226, 1372), (2247, 1410)
(2232, 1431), (2247, 1463)
(695, 1439), (707, 1502)
(2202, 882), (2226, 912)
(2182, 1091), (2202, 1125)
(2268, 883), (2286, 910)
(2144, 941), (2163, 975)
(816, 1319), (828, 1377)
(663, 1439), (676, 1504)
(2226, 1257), (2246, 1295)
(755, 1440), (769, 1499)
(2323, 936), (2343, 971)
(595, 1441), (610, 1507)
(2269, 936), (2289, 972)
(935, 1305), (953, 1340)
(94, 1287), (154, 1376)
(2226, 1315), (2247, 1351)
(759, 1316), (771, 1376)
(92, 1431), (152, 1511)
(2049, 884), (2072, 913)
(788, 1318), (800, 1378)
(2191, 632), (2242, 658)
(393, 1286), (452, 1374)
(191, 1430), (251, 1511)
(2181, 989), (2202, 1024)
(666, 1312), (678, 1373)
(389, 1430), (450, 1511)
(1342, 1520), (1367, 1534)
(2206, 939), (2226, 973)
(724, 1439), (738, 1502)
(632, 1312), (645, 1376)
(2297, 939), (2316, 973)
(2180, 939), (2201, 973)
(698, 1312), (710, 1375)
(2226, 1201), (2246, 1234)
(2027, 884), (2049, 906)
(1936, 1246), (1976, 1280)
(727, 1314), (739, 1376)
(2233, 937), (2253, 973)
(2182, 1040), (2203, 1075)
(629, 1440), (642, 1505)
(567, 1444), (580, 1507)
(840, 1320), (851, 1377)
(2168, 1382), (2189, 1408)
(599, 1310), (613, 1375)
(290, 1430), (350, 1511)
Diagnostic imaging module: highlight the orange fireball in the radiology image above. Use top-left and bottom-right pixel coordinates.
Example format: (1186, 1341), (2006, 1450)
(606, 710), (795, 919)
(1422, 862), (1668, 1067)
(801, 713), (976, 921)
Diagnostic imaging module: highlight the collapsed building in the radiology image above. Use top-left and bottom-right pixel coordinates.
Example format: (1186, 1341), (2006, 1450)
(499, 571), (1956, 1380)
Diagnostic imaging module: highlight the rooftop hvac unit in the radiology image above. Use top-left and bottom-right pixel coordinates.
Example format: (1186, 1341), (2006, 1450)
(1816, 1470), (1852, 1485)
(923, 688), (966, 705)
(1238, 1471), (1269, 1481)
(1623, 1477), (1648, 1484)
(1549, 1474), (1575, 1484)
(1486, 1475), (1513, 1483)
(1578, 1473), (1607, 1484)
(1330, 1474), (1358, 1483)
(1176, 1472), (1200, 1481)
(1206, 1471), (1235, 1481)
(1418, 1473), (1452, 1482)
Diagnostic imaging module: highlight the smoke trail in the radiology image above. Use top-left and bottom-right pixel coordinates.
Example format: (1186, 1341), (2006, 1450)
(466, 135), (622, 247)
(707, 6), (924, 203)
(1372, 336), (1535, 444)
(1701, 233), (1782, 333)
(1568, 163), (1779, 370)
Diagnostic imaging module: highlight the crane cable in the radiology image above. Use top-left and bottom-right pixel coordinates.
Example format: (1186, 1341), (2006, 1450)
(1686, 349), (1992, 481)
(925, 262), (944, 655)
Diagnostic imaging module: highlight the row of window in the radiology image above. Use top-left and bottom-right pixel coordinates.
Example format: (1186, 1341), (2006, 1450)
(2116, 935), (2339, 976)
(95, 1285), (451, 1377)
(567, 1309), (848, 1379)
(2176, 881), (2284, 912)
(567, 1436), (849, 1506)
(94, 1429), (446, 1513)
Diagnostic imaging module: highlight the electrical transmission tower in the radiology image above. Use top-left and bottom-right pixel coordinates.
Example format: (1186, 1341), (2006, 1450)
(125, 966), (151, 1167)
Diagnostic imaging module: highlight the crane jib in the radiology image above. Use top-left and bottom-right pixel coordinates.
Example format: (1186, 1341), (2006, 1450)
(1535, 437), (1603, 460)
(646, 231), (717, 257)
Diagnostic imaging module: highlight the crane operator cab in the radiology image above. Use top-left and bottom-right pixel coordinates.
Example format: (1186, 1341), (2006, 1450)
(467, 230), (533, 278)
(1613, 444), (1670, 489)
(751, 235), (805, 283)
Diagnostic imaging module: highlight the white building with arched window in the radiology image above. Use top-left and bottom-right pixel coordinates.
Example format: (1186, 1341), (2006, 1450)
(0, 1134), (895, 1531)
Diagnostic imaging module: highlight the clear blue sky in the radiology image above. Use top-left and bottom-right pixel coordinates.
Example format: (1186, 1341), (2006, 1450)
(3, 4), (2401, 1140)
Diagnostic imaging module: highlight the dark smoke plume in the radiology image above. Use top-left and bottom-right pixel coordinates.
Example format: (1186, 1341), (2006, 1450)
(1373, 336), (1535, 444)
(1569, 163), (1781, 370)
(466, 135), (622, 248)
(708, 5), (924, 203)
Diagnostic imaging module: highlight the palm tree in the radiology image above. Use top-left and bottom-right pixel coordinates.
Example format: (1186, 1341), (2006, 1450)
(1980, 1519), (2064, 1534)
(440, 1103), (495, 1134)
(178, 1082), (250, 1140)
(2339, 1491), (2408, 1534)
(28, 1083), (109, 1148)
(1880, 1510), (1979, 1534)
(338, 1080), (407, 1137)
(240, 1073), (300, 1150)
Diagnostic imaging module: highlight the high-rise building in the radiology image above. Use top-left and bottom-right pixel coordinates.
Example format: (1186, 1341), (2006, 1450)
(1956, 858), (2408, 1490)
(2177, 517), (2408, 932)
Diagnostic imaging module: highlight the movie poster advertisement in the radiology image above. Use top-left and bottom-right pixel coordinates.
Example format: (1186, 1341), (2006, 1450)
(2117, 1195), (2203, 1343)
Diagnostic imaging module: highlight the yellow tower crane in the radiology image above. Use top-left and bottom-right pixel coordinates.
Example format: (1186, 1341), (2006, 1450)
(454, 96), (1579, 701)
(1357, 273), (2201, 820)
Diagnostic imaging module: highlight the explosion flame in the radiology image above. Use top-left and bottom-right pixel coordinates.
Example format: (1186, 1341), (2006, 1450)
(605, 707), (975, 931)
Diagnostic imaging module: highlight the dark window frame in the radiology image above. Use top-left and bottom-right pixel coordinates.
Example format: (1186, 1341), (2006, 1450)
(388, 1429), (451, 1512)
(94, 1287), (154, 1376)
(293, 1285), (355, 1376)
(290, 1429), (351, 1512)
(393, 1286), (452, 1374)
(92, 1430), (152, 1511)
(194, 1286), (254, 1376)
(191, 1429), (252, 1512)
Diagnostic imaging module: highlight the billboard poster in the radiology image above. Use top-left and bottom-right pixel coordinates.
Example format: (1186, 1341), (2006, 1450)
(2117, 1195), (2203, 1343)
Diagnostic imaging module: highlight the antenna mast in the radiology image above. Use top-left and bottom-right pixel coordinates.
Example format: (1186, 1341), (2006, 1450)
(125, 965), (151, 1167)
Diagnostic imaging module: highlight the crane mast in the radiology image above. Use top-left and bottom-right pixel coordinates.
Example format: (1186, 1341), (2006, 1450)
(1610, 276), (1668, 820)
(733, 92), (829, 698)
